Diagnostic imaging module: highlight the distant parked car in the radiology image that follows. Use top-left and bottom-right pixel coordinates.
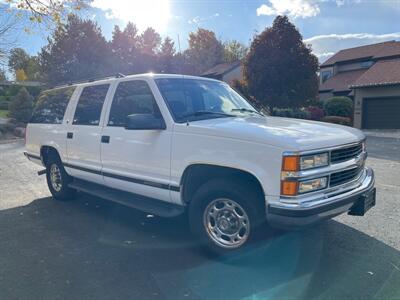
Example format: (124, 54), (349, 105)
(24, 73), (376, 254)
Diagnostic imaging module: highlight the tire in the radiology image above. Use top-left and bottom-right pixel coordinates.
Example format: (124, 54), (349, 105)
(188, 178), (265, 255)
(45, 153), (76, 201)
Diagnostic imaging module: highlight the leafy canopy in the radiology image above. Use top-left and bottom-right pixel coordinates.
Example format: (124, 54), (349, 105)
(244, 16), (319, 108)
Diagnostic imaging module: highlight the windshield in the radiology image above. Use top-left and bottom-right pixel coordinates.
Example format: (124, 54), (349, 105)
(155, 78), (260, 122)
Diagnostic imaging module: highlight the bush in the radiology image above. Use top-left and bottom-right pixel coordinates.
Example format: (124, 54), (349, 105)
(272, 108), (310, 119)
(0, 98), (10, 110)
(8, 87), (33, 123)
(324, 96), (353, 118)
(321, 116), (352, 126)
(306, 106), (325, 121)
(0, 123), (16, 135)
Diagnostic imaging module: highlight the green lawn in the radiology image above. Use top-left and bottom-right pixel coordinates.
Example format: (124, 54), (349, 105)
(0, 110), (9, 118)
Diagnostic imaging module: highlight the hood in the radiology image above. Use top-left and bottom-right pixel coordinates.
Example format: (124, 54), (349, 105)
(177, 116), (365, 151)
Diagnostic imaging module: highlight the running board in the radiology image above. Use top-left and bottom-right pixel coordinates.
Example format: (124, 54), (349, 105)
(68, 179), (184, 218)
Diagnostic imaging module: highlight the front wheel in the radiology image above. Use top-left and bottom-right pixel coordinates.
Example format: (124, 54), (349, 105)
(188, 178), (265, 255)
(46, 154), (76, 201)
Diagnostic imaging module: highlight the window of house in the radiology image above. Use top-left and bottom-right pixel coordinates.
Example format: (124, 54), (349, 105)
(360, 61), (374, 68)
(73, 84), (110, 126)
(30, 86), (76, 124)
(108, 80), (161, 127)
(321, 70), (332, 83)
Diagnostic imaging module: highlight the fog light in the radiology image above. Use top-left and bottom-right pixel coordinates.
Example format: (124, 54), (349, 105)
(298, 177), (328, 194)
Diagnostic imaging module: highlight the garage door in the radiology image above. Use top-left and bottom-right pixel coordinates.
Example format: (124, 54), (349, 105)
(362, 97), (400, 129)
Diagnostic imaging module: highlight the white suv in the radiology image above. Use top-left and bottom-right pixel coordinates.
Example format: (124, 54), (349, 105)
(24, 73), (376, 253)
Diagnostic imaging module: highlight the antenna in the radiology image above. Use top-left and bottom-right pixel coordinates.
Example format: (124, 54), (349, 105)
(177, 34), (182, 74)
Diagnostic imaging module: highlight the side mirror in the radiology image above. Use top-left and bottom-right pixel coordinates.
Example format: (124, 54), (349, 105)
(125, 114), (166, 130)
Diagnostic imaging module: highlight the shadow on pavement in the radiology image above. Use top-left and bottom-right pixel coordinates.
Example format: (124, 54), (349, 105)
(0, 194), (399, 300)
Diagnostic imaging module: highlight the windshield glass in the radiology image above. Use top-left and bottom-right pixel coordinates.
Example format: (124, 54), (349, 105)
(155, 78), (260, 122)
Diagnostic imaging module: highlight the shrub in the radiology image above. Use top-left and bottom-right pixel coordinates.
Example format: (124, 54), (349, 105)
(8, 87), (33, 123)
(307, 106), (325, 121)
(324, 96), (353, 118)
(272, 108), (310, 119)
(0, 101), (10, 110)
(321, 116), (352, 126)
(0, 123), (16, 135)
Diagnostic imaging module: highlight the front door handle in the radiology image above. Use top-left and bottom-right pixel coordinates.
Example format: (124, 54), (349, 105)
(101, 135), (110, 143)
(67, 132), (73, 139)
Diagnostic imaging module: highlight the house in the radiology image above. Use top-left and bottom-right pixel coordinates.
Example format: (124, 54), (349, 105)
(319, 41), (400, 129)
(201, 61), (243, 84)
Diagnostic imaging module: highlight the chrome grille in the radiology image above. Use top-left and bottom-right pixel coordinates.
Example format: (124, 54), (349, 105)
(330, 143), (363, 164)
(330, 167), (362, 187)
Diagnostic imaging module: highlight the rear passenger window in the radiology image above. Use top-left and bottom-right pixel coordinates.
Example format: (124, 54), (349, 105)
(30, 87), (75, 124)
(73, 84), (109, 125)
(108, 81), (160, 127)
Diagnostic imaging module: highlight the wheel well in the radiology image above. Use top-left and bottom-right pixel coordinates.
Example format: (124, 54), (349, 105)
(181, 164), (265, 204)
(40, 146), (60, 166)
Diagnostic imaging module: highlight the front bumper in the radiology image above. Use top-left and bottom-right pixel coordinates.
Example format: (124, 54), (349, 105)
(266, 167), (375, 228)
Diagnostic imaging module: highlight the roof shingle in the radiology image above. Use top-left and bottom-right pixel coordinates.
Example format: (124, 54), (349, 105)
(319, 69), (366, 92)
(321, 41), (400, 67)
(201, 61), (241, 77)
(350, 59), (400, 88)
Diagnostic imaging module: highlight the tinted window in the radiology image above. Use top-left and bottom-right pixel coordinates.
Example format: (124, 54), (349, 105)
(73, 84), (109, 125)
(108, 81), (160, 127)
(30, 87), (75, 124)
(155, 78), (256, 122)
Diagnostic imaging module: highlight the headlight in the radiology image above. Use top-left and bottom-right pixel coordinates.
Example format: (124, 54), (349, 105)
(298, 177), (328, 194)
(300, 153), (329, 170)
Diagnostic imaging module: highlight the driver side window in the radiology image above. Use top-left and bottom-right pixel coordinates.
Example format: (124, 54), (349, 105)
(108, 80), (161, 127)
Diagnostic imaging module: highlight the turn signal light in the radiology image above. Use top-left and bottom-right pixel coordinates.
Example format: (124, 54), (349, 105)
(281, 181), (298, 196)
(282, 156), (299, 172)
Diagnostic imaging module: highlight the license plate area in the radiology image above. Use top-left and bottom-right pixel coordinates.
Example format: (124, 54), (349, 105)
(348, 188), (376, 216)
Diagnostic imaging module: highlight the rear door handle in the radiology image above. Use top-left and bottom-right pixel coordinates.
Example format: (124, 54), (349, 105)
(67, 132), (73, 139)
(101, 135), (110, 143)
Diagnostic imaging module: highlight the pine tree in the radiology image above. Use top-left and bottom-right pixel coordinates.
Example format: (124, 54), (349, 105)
(9, 87), (33, 123)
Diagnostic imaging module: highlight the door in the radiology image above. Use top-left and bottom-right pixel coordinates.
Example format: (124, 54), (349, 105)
(65, 84), (110, 183)
(362, 97), (400, 129)
(100, 80), (173, 202)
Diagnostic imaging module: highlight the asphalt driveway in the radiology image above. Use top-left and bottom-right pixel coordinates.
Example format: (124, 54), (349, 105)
(0, 136), (399, 300)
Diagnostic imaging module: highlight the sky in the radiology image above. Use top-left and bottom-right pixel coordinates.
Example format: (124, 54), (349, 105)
(1, 0), (400, 63)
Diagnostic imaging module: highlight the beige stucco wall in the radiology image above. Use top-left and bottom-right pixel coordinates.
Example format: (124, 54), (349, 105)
(222, 65), (243, 84)
(353, 85), (400, 128)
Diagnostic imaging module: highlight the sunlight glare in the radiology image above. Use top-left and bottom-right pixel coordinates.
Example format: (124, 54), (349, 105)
(92, 0), (171, 33)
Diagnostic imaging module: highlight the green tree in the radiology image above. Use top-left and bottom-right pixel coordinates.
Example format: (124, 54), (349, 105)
(40, 15), (111, 84)
(140, 27), (161, 55)
(8, 48), (30, 72)
(186, 28), (224, 74)
(0, 70), (6, 81)
(159, 37), (175, 73)
(110, 23), (141, 74)
(8, 48), (42, 81)
(244, 16), (319, 108)
(224, 40), (248, 62)
(9, 87), (33, 123)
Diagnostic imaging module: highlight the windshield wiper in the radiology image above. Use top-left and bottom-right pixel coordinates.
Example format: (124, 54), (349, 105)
(180, 111), (235, 119)
(231, 108), (263, 116)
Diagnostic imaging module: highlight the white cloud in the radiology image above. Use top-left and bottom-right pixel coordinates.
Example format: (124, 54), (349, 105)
(256, 0), (321, 18)
(305, 32), (400, 62)
(91, 0), (171, 32)
(187, 13), (220, 25)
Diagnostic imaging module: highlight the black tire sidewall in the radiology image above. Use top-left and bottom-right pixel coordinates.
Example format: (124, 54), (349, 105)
(188, 178), (264, 254)
(46, 155), (74, 201)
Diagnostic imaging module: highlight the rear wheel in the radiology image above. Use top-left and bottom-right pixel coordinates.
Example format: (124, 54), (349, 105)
(188, 178), (265, 255)
(45, 154), (76, 201)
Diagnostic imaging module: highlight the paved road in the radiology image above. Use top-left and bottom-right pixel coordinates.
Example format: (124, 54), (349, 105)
(0, 137), (399, 300)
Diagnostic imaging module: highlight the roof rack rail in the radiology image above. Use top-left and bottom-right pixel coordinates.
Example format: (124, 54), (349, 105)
(50, 73), (126, 89)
